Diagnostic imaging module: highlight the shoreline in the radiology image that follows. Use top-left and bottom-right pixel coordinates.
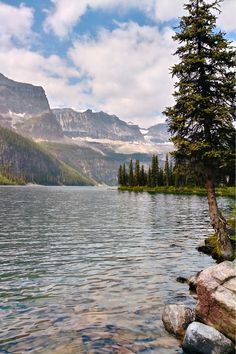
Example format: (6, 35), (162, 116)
(118, 186), (235, 198)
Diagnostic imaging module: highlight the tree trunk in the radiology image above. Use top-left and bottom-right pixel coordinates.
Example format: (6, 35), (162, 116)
(206, 178), (233, 260)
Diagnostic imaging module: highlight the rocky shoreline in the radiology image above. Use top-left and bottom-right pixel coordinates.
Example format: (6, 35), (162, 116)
(162, 260), (236, 353)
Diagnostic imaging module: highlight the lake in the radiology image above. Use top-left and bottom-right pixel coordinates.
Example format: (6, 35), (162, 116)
(0, 186), (231, 353)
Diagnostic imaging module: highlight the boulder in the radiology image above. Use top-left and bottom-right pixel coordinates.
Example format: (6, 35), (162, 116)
(162, 304), (195, 338)
(182, 322), (234, 354)
(196, 260), (236, 342)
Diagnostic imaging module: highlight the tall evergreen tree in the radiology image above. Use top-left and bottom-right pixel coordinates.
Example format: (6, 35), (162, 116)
(118, 164), (123, 185)
(134, 159), (140, 186)
(151, 155), (159, 187)
(147, 166), (152, 187)
(140, 164), (147, 186)
(163, 0), (235, 259)
(122, 163), (128, 186)
(128, 159), (134, 187)
(164, 154), (170, 187)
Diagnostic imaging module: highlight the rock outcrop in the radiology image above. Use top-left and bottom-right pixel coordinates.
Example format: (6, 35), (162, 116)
(196, 260), (236, 342)
(182, 322), (234, 354)
(162, 304), (195, 339)
(0, 74), (63, 140)
(0, 73), (50, 115)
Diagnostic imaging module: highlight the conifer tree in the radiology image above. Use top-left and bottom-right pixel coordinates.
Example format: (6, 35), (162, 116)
(151, 155), (159, 187)
(163, 0), (235, 259)
(134, 159), (140, 186)
(140, 164), (147, 186)
(118, 164), (123, 185)
(164, 154), (170, 187)
(122, 163), (128, 186)
(147, 166), (152, 187)
(128, 159), (134, 187)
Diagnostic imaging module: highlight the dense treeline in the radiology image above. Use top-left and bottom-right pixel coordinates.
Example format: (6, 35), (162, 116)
(0, 125), (94, 185)
(118, 154), (234, 188)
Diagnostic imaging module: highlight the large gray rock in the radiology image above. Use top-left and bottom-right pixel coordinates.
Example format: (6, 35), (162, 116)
(162, 304), (195, 338)
(182, 322), (234, 354)
(196, 260), (236, 342)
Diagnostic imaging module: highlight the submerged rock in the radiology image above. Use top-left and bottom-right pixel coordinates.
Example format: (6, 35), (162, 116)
(162, 304), (195, 339)
(196, 260), (236, 342)
(182, 322), (234, 354)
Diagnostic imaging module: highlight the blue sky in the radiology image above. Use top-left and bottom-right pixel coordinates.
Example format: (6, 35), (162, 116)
(0, 0), (235, 127)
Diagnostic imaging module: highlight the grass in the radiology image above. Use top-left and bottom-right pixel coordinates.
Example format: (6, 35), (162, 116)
(118, 185), (236, 198)
(0, 174), (25, 185)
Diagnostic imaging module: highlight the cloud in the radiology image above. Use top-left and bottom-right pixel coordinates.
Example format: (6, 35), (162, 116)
(69, 22), (177, 127)
(217, 0), (236, 32)
(44, 0), (236, 39)
(44, 0), (186, 38)
(0, 47), (88, 110)
(0, 2), (34, 48)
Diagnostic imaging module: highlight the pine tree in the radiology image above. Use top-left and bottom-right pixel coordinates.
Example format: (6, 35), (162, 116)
(163, 0), (235, 259)
(122, 164), (128, 186)
(139, 164), (146, 186)
(164, 154), (170, 187)
(118, 164), (123, 185)
(128, 159), (134, 187)
(151, 155), (159, 187)
(147, 166), (152, 187)
(134, 159), (140, 186)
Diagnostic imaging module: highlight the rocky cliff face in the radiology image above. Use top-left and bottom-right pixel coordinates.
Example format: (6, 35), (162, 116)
(53, 108), (145, 142)
(0, 74), (63, 139)
(0, 73), (50, 115)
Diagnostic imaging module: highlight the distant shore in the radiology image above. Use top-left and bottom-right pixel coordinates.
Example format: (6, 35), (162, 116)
(118, 186), (236, 198)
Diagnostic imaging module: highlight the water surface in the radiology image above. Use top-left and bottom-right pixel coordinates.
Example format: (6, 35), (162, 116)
(0, 186), (230, 353)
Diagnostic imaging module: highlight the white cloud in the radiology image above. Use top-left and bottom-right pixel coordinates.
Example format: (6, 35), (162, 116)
(154, 0), (185, 22)
(0, 47), (89, 110)
(69, 23), (176, 127)
(44, 0), (186, 38)
(0, 2), (34, 48)
(217, 0), (236, 32)
(45, 0), (236, 39)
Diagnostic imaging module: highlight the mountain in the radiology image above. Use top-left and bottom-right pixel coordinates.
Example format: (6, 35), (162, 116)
(0, 73), (174, 185)
(52, 108), (145, 142)
(144, 123), (170, 143)
(0, 73), (50, 115)
(0, 125), (94, 186)
(0, 73), (63, 139)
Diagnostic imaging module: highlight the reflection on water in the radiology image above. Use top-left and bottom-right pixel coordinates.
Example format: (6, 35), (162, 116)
(0, 186), (230, 353)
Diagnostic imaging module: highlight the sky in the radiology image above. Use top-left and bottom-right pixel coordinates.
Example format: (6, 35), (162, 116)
(0, 0), (235, 128)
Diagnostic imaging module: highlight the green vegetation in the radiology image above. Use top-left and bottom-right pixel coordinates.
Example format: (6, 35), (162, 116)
(0, 174), (25, 185)
(119, 185), (235, 198)
(0, 125), (94, 186)
(163, 0), (236, 260)
(118, 154), (177, 188)
(118, 155), (234, 195)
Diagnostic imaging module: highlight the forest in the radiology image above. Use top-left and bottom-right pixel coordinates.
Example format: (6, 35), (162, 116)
(118, 154), (235, 188)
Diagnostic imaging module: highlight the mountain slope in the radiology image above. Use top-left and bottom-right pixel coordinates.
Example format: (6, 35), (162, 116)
(0, 125), (94, 185)
(145, 123), (170, 143)
(53, 108), (145, 142)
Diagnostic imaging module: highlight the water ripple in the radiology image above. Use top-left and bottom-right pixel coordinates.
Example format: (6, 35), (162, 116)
(0, 186), (231, 353)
